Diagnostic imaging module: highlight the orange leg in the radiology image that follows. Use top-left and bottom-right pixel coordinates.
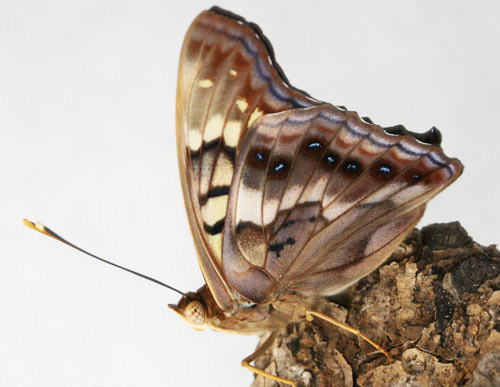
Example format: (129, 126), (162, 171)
(241, 331), (297, 387)
(305, 309), (393, 362)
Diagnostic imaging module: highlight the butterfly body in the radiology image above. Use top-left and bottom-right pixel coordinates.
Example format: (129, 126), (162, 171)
(172, 6), (462, 385)
(170, 284), (329, 336)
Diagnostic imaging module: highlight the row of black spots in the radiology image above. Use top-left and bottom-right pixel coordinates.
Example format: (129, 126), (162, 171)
(320, 153), (400, 182)
(321, 153), (425, 184)
(245, 143), (430, 184)
(246, 147), (292, 180)
(370, 160), (432, 185)
(343, 158), (430, 184)
(247, 137), (333, 180)
(301, 138), (343, 174)
(269, 237), (296, 258)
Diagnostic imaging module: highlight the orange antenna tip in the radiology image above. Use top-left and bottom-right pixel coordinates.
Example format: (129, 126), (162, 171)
(23, 218), (55, 239)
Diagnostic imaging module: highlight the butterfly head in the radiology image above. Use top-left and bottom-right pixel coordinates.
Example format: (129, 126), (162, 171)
(169, 291), (208, 331)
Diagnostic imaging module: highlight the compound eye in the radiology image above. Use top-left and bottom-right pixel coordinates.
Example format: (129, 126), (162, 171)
(185, 300), (206, 327)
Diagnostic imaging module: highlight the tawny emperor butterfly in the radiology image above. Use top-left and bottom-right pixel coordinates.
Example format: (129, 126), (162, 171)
(24, 6), (463, 387)
(170, 6), (462, 386)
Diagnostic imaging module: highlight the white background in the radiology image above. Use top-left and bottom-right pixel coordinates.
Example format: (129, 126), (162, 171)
(2, 1), (499, 387)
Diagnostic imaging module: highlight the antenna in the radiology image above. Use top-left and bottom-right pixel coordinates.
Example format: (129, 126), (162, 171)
(23, 219), (186, 297)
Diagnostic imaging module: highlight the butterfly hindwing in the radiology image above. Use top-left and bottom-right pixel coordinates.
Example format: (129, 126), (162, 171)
(290, 205), (426, 295)
(222, 105), (462, 303)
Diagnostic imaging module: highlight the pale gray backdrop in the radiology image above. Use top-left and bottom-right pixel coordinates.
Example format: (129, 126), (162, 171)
(1, 1), (499, 386)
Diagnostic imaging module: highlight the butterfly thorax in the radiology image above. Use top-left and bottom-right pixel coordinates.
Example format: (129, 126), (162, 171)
(170, 285), (321, 335)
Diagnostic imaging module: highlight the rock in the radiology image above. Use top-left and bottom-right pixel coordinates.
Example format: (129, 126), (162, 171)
(250, 223), (500, 387)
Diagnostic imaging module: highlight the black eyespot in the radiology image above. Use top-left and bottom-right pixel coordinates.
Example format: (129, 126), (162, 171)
(273, 161), (286, 173)
(322, 151), (339, 169)
(342, 159), (362, 176)
(247, 148), (269, 168)
(372, 161), (395, 181)
(302, 138), (324, 158)
(377, 164), (392, 175)
(307, 140), (323, 151)
(409, 173), (423, 183)
(268, 158), (289, 179)
(406, 169), (425, 183)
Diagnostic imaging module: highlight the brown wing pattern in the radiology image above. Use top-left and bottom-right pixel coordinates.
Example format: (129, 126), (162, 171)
(178, 7), (462, 307)
(222, 105), (462, 303)
(176, 8), (319, 310)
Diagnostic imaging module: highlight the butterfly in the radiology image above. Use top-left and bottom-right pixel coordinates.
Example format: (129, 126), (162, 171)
(169, 6), (463, 386)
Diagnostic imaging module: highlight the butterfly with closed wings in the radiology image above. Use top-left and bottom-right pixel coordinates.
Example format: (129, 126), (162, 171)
(24, 6), (463, 387)
(170, 6), (462, 387)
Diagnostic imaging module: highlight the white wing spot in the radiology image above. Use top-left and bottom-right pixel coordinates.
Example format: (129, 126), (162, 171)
(198, 79), (214, 88)
(188, 130), (202, 152)
(236, 186), (262, 225)
(236, 98), (248, 113)
(202, 195), (229, 226)
(204, 114), (224, 143)
(223, 120), (242, 148)
(229, 69), (238, 77)
(263, 197), (280, 226)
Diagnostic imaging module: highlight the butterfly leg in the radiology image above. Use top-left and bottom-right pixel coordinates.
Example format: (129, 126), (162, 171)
(305, 310), (393, 361)
(241, 331), (297, 387)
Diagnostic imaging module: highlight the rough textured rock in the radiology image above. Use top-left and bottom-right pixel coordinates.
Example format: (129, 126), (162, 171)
(251, 222), (500, 387)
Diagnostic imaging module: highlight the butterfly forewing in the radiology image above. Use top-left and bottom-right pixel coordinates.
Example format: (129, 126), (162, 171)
(177, 7), (463, 308)
(176, 8), (320, 310)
